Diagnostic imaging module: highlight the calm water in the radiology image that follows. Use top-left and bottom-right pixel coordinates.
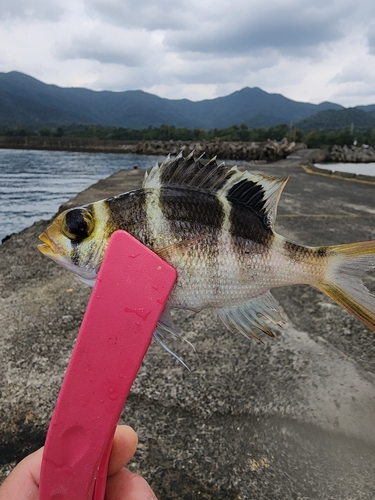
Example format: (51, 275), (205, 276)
(0, 149), (161, 242)
(2, 149), (374, 244)
(315, 163), (375, 176)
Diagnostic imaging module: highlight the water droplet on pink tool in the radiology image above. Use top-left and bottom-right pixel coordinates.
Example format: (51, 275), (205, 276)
(152, 285), (159, 290)
(108, 387), (119, 401)
(128, 253), (140, 258)
(157, 295), (167, 304)
(124, 307), (152, 320)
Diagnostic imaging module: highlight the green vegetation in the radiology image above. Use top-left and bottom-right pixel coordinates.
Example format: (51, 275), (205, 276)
(2, 122), (375, 148)
(62, 123), (304, 142)
(297, 107), (375, 131)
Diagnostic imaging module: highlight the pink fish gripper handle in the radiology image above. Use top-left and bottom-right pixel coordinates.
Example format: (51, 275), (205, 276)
(39, 230), (177, 500)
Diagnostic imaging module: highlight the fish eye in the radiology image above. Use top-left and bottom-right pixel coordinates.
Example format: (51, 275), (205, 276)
(62, 208), (94, 241)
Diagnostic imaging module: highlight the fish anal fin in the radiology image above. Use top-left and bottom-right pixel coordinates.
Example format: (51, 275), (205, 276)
(216, 292), (287, 342)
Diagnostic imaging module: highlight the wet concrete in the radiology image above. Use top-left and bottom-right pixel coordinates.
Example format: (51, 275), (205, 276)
(1, 154), (375, 499)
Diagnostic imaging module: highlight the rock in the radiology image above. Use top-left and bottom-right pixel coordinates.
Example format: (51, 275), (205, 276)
(327, 144), (375, 163)
(0, 136), (306, 162)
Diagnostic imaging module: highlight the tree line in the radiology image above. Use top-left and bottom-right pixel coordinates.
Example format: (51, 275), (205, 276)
(2, 123), (375, 148)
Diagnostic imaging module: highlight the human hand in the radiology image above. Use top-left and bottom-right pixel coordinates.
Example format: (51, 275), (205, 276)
(0, 425), (157, 500)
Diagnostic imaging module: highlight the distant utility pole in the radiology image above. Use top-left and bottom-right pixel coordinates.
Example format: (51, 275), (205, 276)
(290, 121), (296, 142)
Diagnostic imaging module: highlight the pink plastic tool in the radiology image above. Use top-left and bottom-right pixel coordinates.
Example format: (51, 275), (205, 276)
(39, 230), (177, 500)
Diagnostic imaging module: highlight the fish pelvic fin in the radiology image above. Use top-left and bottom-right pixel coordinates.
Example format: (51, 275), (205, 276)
(216, 292), (287, 342)
(152, 307), (195, 369)
(318, 240), (375, 331)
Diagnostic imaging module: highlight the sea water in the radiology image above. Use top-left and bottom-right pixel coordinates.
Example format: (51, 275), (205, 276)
(315, 163), (375, 177)
(0, 149), (160, 242)
(2, 149), (374, 243)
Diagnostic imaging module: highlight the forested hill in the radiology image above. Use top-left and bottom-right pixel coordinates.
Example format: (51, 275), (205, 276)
(297, 107), (375, 131)
(0, 71), (344, 130)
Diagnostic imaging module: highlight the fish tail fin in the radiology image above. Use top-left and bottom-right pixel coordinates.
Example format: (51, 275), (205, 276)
(317, 240), (375, 331)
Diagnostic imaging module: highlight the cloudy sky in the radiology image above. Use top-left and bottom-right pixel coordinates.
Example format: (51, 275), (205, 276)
(2, 0), (375, 106)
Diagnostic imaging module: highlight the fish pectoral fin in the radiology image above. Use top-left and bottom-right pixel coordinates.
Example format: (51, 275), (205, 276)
(216, 292), (287, 342)
(156, 234), (210, 260)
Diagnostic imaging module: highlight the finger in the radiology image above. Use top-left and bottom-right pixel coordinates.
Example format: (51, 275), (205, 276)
(107, 425), (138, 476)
(0, 447), (43, 500)
(106, 468), (158, 500)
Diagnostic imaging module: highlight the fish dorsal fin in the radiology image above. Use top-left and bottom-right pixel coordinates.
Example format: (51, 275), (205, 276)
(143, 152), (288, 229)
(143, 151), (240, 192)
(219, 172), (289, 228)
(216, 292), (287, 342)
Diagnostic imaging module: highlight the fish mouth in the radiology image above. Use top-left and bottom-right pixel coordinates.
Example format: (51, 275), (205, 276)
(38, 232), (56, 255)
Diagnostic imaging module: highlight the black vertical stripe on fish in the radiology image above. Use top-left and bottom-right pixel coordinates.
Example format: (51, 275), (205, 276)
(105, 190), (150, 245)
(159, 187), (225, 291)
(159, 187), (225, 229)
(316, 247), (328, 258)
(229, 202), (274, 247)
(283, 240), (309, 262)
(283, 240), (328, 262)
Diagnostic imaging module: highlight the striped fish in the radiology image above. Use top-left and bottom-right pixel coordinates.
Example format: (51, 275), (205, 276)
(38, 152), (375, 360)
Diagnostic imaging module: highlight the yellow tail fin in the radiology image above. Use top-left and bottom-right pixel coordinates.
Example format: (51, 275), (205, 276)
(318, 241), (375, 331)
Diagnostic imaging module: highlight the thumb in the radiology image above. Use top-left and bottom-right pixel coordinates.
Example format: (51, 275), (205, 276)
(0, 447), (43, 500)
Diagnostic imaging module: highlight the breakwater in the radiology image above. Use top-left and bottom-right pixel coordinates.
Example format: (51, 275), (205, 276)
(0, 136), (305, 161)
(325, 144), (375, 163)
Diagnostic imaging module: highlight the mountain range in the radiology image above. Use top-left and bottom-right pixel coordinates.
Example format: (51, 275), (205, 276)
(1, 71), (374, 131)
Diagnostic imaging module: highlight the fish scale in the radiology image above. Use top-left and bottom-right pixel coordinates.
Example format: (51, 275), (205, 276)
(38, 152), (375, 360)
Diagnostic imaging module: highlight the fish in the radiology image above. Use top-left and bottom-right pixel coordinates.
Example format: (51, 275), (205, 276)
(38, 151), (375, 361)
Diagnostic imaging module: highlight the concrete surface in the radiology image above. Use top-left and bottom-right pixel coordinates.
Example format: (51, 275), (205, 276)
(1, 155), (375, 499)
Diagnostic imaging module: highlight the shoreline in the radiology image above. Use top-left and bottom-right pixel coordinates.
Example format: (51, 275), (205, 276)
(0, 135), (306, 161)
(1, 137), (374, 183)
(304, 163), (375, 184)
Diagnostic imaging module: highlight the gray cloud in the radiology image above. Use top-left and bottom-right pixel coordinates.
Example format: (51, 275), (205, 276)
(55, 31), (151, 67)
(367, 25), (375, 55)
(331, 65), (372, 85)
(0, 0), (64, 20)
(83, 0), (357, 61)
(2, 0), (375, 106)
(332, 83), (375, 106)
(69, 0), (357, 90)
(161, 51), (279, 86)
(85, 0), (189, 30)
(164, 2), (352, 58)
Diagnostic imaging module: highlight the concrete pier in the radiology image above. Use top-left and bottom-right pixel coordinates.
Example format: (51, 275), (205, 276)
(1, 154), (375, 499)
